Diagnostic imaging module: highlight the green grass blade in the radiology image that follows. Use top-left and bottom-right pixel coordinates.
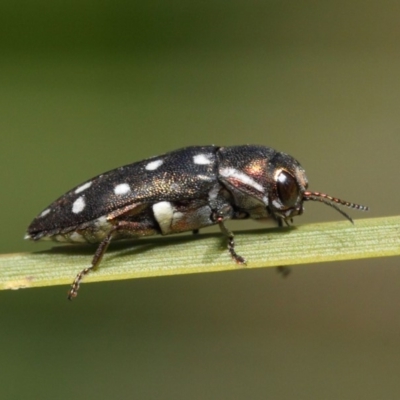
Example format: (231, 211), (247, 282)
(0, 216), (399, 291)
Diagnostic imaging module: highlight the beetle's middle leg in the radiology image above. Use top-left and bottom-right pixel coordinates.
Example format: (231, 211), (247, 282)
(211, 204), (247, 265)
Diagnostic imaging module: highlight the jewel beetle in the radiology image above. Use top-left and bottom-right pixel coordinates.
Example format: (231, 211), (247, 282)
(25, 145), (368, 299)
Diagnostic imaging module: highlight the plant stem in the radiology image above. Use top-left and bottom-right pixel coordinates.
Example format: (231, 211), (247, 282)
(1, 216), (399, 291)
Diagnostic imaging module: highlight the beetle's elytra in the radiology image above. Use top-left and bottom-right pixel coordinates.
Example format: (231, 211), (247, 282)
(25, 145), (368, 299)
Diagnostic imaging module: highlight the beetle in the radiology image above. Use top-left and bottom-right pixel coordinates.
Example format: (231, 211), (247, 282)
(25, 145), (368, 299)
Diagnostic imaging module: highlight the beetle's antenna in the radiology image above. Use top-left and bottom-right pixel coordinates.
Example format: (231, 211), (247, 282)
(303, 191), (369, 224)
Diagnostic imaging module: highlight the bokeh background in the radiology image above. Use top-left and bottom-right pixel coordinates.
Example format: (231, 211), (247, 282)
(1, 1), (399, 399)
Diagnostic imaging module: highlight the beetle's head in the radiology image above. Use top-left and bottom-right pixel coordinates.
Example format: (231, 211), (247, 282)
(268, 152), (368, 223)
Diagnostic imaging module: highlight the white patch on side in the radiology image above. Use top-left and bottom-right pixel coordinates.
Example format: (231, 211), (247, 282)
(95, 216), (112, 233)
(95, 216), (109, 228)
(193, 154), (213, 165)
(70, 232), (87, 243)
(152, 201), (174, 234)
(93, 215), (113, 240)
(262, 195), (269, 206)
(145, 159), (163, 171)
(114, 183), (131, 195)
(75, 181), (92, 194)
(39, 208), (51, 218)
(72, 196), (86, 214)
(219, 167), (264, 192)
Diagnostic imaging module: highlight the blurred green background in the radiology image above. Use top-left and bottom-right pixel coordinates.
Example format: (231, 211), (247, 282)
(1, 1), (400, 399)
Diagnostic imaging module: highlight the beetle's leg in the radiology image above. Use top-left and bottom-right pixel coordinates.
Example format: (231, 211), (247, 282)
(211, 205), (246, 265)
(68, 232), (114, 300)
(67, 220), (154, 300)
(217, 219), (246, 264)
(270, 213), (285, 227)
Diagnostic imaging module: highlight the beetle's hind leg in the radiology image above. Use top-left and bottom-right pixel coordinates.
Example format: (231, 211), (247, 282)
(68, 231), (114, 300)
(67, 219), (158, 300)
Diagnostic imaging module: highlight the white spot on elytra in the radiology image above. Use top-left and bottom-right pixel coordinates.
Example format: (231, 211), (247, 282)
(145, 159), (163, 171)
(152, 201), (174, 234)
(193, 154), (213, 165)
(75, 181), (92, 194)
(219, 167), (264, 192)
(114, 183), (131, 195)
(72, 196), (86, 214)
(39, 208), (51, 218)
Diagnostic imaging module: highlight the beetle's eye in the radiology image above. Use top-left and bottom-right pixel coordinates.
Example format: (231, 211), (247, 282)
(276, 170), (299, 208)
